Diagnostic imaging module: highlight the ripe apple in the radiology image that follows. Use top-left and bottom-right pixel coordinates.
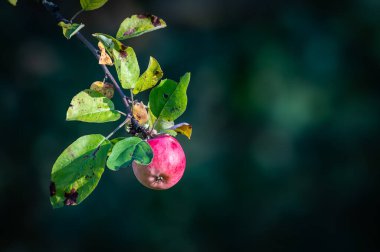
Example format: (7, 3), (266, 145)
(132, 135), (186, 190)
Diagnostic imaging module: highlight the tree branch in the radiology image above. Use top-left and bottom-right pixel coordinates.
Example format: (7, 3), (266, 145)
(74, 32), (131, 110)
(42, 0), (151, 138)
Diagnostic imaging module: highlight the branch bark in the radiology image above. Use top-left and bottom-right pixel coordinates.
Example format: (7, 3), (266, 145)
(42, 0), (151, 138)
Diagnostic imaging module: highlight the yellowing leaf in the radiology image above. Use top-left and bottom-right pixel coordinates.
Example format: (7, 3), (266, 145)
(133, 102), (148, 125)
(90, 81), (114, 99)
(58, 22), (85, 39)
(93, 33), (140, 89)
(98, 42), (113, 66)
(8, 0), (17, 6)
(133, 57), (163, 94)
(66, 89), (120, 123)
(168, 123), (192, 139)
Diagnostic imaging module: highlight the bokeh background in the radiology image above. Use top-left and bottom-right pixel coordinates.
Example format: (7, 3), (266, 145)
(1, 0), (380, 251)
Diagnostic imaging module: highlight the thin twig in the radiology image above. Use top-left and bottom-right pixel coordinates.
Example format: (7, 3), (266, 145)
(75, 32), (131, 110)
(104, 118), (130, 140)
(42, 0), (151, 138)
(70, 9), (83, 22)
(116, 110), (127, 117)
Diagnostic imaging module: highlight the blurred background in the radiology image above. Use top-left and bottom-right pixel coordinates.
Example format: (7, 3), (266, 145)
(1, 0), (380, 251)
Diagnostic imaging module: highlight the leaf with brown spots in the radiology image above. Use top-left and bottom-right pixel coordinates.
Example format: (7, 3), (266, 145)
(93, 33), (140, 89)
(90, 81), (114, 99)
(149, 73), (190, 121)
(66, 89), (120, 123)
(98, 42), (113, 66)
(116, 14), (167, 40)
(168, 123), (192, 139)
(50, 134), (111, 208)
(133, 57), (163, 94)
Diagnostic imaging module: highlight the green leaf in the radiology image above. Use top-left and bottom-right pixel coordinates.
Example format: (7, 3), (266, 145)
(116, 14), (166, 40)
(147, 106), (176, 136)
(80, 0), (108, 11)
(107, 137), (153, 171)
(7, 0), (17, 6)
(149, 72), (190, 121)
(93, 33), (140, 89)
(66, 89), (121, 123)
(133, 57), (163, 94)
(50, 134), (111, 208)
(148, 105), (157, 129)
(108, 137), (126, 155)
(155, 118), (177, 136)
(58, 22), (85, 39)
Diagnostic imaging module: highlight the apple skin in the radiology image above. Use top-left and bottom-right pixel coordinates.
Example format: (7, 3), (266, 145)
(132, 135), (186, 190)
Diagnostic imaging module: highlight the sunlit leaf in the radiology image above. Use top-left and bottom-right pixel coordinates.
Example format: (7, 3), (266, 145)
(7, 0), (17, 6)
(148, 105), (156, 128)
(149, 73), (190, 121)
(93, 33), (140, 89)
(133, 102), (148, 125)
(50, 134), (111, 208)
(66, 89), (120, 123)
(98, 42), (113, 66)
(107, 137), (153, 171)
(80, 0), (108, 11)
(133, 57), (163, 94)
(90, 81), (114, 99)
(168, 123), (192, 139)
(58, 22), (85, 39)
(116, 14), (166, 40)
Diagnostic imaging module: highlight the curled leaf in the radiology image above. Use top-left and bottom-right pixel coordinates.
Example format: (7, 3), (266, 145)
(108, 137), (126, 155)
(133, 102), (148, 125)
(58, 22), (85, 39)
(133, 57), (163, 95)
(98, 42), (113, 66)
(107, 137), (153, 171)
(168, 123), (192, 139)
(90, 81), (114, 99)
(116, 14), (167, 40)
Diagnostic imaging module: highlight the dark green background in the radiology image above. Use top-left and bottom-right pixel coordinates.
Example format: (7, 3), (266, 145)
(1, 0), (379, 251)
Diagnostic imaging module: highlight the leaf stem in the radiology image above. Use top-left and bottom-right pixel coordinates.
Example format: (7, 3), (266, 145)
(70, 9), (83, 22)
(104, 118), (130, 141)
(116, 110), (127, 116)
(130, 90), (134, 104)
(93, 118), (130, 155)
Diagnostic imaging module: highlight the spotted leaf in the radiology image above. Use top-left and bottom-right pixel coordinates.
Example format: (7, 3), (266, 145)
(116, 14), (166, 40)
(50, 134), (111, 208)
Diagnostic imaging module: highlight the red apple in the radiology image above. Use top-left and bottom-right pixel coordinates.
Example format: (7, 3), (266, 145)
(132, 135), (186, 190)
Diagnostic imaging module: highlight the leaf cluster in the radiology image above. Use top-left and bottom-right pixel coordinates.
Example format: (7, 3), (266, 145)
(47, 0), (192, 208)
